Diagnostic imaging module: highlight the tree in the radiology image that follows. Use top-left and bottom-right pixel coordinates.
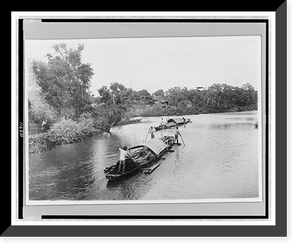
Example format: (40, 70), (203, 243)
(97, 85), (112, 105)
(185, 89), (205, 109)
(32, 43), (94, 119)
(97, 82), (134, 107)
(242, 83), (257, 108)
(137, 89), (154, 105)
(166, 87), (185, 107)
(152, 89), (165, 98)
(28, 59), (56, 132)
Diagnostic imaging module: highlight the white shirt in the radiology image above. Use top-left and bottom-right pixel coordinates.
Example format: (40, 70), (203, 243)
(119, 148), (127, 161)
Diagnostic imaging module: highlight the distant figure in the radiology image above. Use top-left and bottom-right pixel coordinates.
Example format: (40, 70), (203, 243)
(149, 126), (155, 139)
(41, 117), (48, 131)
(118, 146), (128, 174)
(160, 117), (165, 126)
(174, 126), (181, 144)
(182, 117), (186, 128)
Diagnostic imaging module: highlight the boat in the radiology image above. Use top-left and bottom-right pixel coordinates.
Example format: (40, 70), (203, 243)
(104, 136), (176, 181)
(115, 117), (142, 126)
(154, 117), (191, 131)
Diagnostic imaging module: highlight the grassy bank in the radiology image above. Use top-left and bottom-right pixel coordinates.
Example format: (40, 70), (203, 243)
(29, 118), (102, 154)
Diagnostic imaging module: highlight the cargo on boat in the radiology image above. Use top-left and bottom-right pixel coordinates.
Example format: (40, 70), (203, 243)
(104, 136), (176, 181)
(154, 117), (191, 131)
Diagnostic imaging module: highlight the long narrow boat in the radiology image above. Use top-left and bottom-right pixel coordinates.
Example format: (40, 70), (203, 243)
(115, 117), (143, 126)
(154, 117), (191, 131)
(104, 136), (176, 181)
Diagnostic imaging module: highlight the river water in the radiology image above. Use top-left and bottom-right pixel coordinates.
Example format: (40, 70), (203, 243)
(29, 111), (259, 201)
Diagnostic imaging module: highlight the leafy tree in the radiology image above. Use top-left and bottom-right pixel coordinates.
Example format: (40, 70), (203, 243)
(32, 43), (94, 120)
(28, 59), (56, 132)
(152, 89), (165, 98)
(185, 89), (205, 109)
(97, 85), (112, 105)
(138, 89), (154, 105)
(166, 87), (185, 107)
(97, 82), (133, 107)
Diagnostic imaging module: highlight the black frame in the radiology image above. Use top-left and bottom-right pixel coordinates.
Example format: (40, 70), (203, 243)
(1, 2), (288, 237)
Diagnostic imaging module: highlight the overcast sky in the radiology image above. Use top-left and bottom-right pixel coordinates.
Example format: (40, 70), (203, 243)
(25, 36), (261, 95)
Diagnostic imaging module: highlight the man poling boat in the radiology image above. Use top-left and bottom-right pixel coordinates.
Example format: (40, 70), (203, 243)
(118, 146), (129, 174)
(149, 126), (155, 139)
(174, 126), (185, 145)
(143, 126), (155, 142)
(104, 135), (178, 181)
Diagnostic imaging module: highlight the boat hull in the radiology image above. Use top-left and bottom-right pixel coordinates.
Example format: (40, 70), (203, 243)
(154, 118), (191, 131)
(115, 118), (142, 126)
(105, 136), (175, 181)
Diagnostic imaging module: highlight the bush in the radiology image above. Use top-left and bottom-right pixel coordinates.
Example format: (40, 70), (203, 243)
(29, 117), (100, 154)
(29, 133), (54, 153)
(46, 118), (94, 145)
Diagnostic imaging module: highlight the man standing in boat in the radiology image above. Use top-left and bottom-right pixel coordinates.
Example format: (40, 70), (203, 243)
(174, 126), (181, 144)
(149, 126), (155, 139)
(118, 146), (128, 174)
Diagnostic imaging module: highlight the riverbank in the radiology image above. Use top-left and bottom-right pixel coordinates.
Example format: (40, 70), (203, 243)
(29, 107), (257, 154)
(29, 118), (103, 154)
(130, 104), (257, 117)
(29, 129), (102, 154)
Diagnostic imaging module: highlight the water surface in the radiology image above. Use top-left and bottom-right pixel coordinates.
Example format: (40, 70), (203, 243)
(29, 111), (258, 201)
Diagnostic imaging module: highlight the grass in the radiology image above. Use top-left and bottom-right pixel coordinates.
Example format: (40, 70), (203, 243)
(29, 118), (101, 154)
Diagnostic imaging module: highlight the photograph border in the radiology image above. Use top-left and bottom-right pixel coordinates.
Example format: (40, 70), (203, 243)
(6, 2), (287, 237)
(23, 20), (265, 209)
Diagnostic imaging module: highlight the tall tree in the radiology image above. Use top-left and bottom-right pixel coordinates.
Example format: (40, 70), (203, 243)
(152, 89), (165, 98)
(32, 43), (94, 119)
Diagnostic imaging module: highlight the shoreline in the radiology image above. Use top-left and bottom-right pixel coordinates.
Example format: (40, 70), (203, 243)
(29, 109), (257, 154)
(29, 128), (102, 154)
(136, 107), (257, 118)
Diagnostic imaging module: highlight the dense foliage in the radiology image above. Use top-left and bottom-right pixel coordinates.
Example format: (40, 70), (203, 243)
(96, 82), (258, 117)
(28, 117), (99, 153)
(32, 44), (94, 120)
(46, 117), (93, 145)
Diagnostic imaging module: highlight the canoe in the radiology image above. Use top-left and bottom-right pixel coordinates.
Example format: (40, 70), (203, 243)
(105, 136), (176, 181)
(115, 118), (142, 126)
(154, 117), (191, 131)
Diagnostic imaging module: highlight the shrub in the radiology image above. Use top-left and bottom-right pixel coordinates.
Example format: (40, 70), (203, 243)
(29, 117), (99, 154)
(46, 118), (93, 145)
(28, 133), (53, 153)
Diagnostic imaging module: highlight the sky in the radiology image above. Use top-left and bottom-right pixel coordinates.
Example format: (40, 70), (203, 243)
(25, 36), (261, 95)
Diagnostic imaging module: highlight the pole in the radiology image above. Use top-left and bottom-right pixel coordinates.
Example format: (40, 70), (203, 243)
(110, 133), (123, 148)
(179, 133), (186, 145)
(144, 131), (149, 142)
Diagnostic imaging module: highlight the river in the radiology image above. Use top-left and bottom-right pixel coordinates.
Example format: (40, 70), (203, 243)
(28, 111), (259, 201)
